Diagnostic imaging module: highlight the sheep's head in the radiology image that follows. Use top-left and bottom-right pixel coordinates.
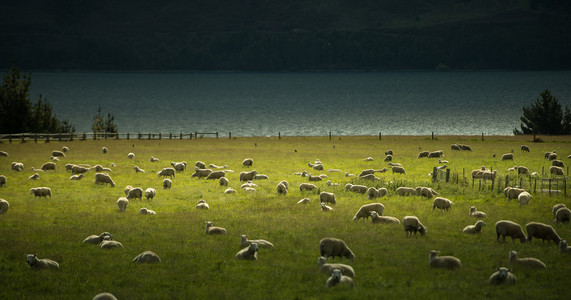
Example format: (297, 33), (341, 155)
(419, 226), (427, 236)
(250, 243), (259, 252)
(560, 240), (568, 248)
(496, 267), (510, 279)
(26, 254), (37, 265)
(318, 256), (327, 265)
(331, 269), (342, 280)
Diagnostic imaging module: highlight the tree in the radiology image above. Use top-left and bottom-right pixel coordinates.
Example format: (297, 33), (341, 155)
(92, 105), (117, 133)
(514, 89), (571, 135)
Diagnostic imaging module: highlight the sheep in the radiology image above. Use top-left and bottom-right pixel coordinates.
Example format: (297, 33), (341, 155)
(548, 152), (557, 160)
(133, 166), (145, 173)
(377, 188), (388, 197)
(560, 240), (571, 253)
(133, 251), (161, 263)
(370, 211), (400, 224)
(327, 169), (343, 173)
(208, 163), (226, 169)
(396, 187), (416, 196)
(439, 159), (449, 164)
(139, 207), (156, 215)
(239, 170), (257, 181)
(163, 178), (172, 189)
(495, 220), (527, 243)
(71, 165), (89, 175)
(242, 158), (253, 167)
(325, 269), (354, 288)
(299, 183), (317, 192)
(312, 163), (324, 171)
(69, 174), (84, 180)
(308, 175), (322, 181)
(194, 161), (206, 169)
(345, 172), (355, 177)
(451, 144), (461, 151)
(127, 187), (143, 200)
(555, 207), (571, 224)
(0, 151), (8, 156)
(429, 250), (462, 270)
(432, 197), (453, 212)
(352, 203), (385, 221)
(51, 150), (65, 157)
(366, 187), (379, 199)
(235, 243), (258, 260)
(526, 222), (562, 244)
(156, 167), (175, 178)
(241, 181), (258, 189)
(0, 175), (6, 187)
(387, 162), (402, 167)
(206, 170), (226, 180)
(550, 166), (564, 176)
(319, 238), (355, 260)
(11, 162), (24, 171)
(470, 206), (487, 218)
(552, 204), (567, 217)
(29, 173), (40, 180)
(359, 174), (378, 181)
(520, 145), (530, 152)
(102, 147), (108, 154)
(504, 187), (525, 201)
(318, 256), (355, 277)
(40, 162), (56, 171)
(319, 192), (336, 205)
(508, 251), (546, 269)
(225, 188), (237, 194)
(363, 157), (374, 161)
(144, 188), (156, 200)
(92, 292), (118, 300)
(459, 144), (472, 151)
(30, 187), (52, 198)
(385, 150), (393, 155)
(240, 234), (274, 248)
(127, 152), (135, 159)
(517, 192), (532, 206)
(205, 221), (226, 235)
(418, 187), (437, 199)
(92, 165), (104, 172)
(26, 254), (59, 270)
(125, 185), (133, 196)
(195, 200), (209, 210)
(297, 198), (311, 204)
(552, 160), (565, 168)
(391, 166), (406, 175)
(100, 240), (124, 250)
(253, 174), (269, 180)
(171, 162), (186, 172)
(462, 220), (486, 234)
(0, 198), (10, 214)
(417, 151), (429, 158)
(83, 232), (113, 244)
(349, 184), (367, 194)
(219, 177), (229, 186)
(94, 173), (115, 187)
(150, 156), (160, 163)
(321, 203), (334, 212)
(384, 155), (392, 162)
(489, 267), (516, 285)
(402, 216), (427, 237)
(427, 150), (444, 158)
(191, 168), (213, 178)
(117, 197), (129, 212)
(276, 182), (288, 195)
(501, 153), (514, 161)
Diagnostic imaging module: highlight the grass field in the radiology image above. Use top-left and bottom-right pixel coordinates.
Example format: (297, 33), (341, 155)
(0, 135), (570, 300)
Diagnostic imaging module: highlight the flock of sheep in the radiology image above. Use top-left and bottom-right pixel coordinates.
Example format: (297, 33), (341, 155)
(1, 141), (571, 297)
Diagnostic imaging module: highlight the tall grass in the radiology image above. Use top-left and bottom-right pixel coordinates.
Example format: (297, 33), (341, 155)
(0, 135), (570, 299)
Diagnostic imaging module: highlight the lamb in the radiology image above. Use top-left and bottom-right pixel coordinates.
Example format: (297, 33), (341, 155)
(52, 150), (65, 157)
(319, 192), (336, 205)
(297, 198), (310, 204)
(29, 173), (40, 180)
(144, 188), (156, 200)
(30, 187), (52, 198)
(94, 173), (115, 187)
(429, 250), (462, 270)
(171, 162), (186, 172)
(319, 238), (355, 260)
(235, 243), (258, 260)
(402, 216), (427, 237)
(501, 153), (514, 161)
(117, 197), (129, 212)
(241, 234), (274, 248)
(276, 182), (288, 195)
(349, 184), (367, 194)
(195, 199), (210, 210)
(318, 256), (355, 277)
(126, 187), (143, 200)
(0, 175), (6, 187)
(396, 187), (416, 196)
(127, 152), (135, 159)
(100, 240), (124, 250)
(242, 158), (253, 167)
(26, 254), (59, 270)
(552, 204), (566, 217)
(139, 207), (156, 215)
(40, 162), (56, 171)
(550, 166), (564, 176)
(366, 187), (379, 199)
(560, 240), (571, 253)
(517, 192), (532, 206)
(205, 221), (226, 235)
(133, 251), (161, 263)
(0, 198), (10, 214)
(495, 220), (527, 243)
(489, 267), (516, 285)
(508, 251), (546, 269)
(353, 203), (385, 221)
(163, 178), (172, 189)
(219, 177), (229, 186)
(391, 166), (406, 174)
(325, 269), (354, 288)
(321, 203), (334, 212)
(552, 160), (565, 168)
(92, 292), (118, 300)
(83, 232), (113, 244)
(239, 170), (258, 181)
(463, 221), (486, 234)
(133, 166), (145, 173)
(102, 147), (108, 154)
(69, 174), (84, 180)
(555, 207), (571, 224)
(206, 170), (226, 180)
(417, 151), (429, 158)
(525, 222), (562, 244)
(299, 183), (317, 191)
(432, 197), (453, 212)
(71, 165), (89, 175)
(469, 206), (487, 218)
(520, 145), (530, 152)
(370, 211), (400, 224)
(195, 161), (207, 169)
(191, 168), (213, 178)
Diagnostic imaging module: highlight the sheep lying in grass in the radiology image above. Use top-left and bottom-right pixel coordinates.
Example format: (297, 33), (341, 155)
(0, 151), (8, 156)
(297, 198), (310, 205)
(30, 187), (52, 198)
(525, 222), (561, 244)
(157, 167), (175, 178)
(364, 157), (374, 161)
(241, 234), (274, 248)
(320, 192), (336, 205)
(489, 267), (516, 285)
(242, 158), (253, 167)
(191, 168), (213, 178)
(117, 197), (129, 212)
(318, 256), (355, 277)
(353, 203), (384, 221)
(321, 203), (334, 212)
(469, 206), (487, 218)
(127, 152), (135, 159)
(432, 197), (453, 212)
(127, 187), (143, 200)
(27, 254), (59, 270)
(144, 188), (156, 200)
(205, 221), (226, 235)
(370, 211), (400, 224)
(133, 251), (161, 263)
(358, 169), (375, 177)
(239, 170), (257, 181)
(100, 240), (124, 250)
(427, 150), (444, 158)
(495, 220), (526, 243)
(92, 292), (118, 300)
(555, 207), (571, 224)
(0, 198), (10, 214)
(196, 200), (209, 210)
(299, 183), (317, 192)
(83, 232), (113, 244)
(241, 181), (257, 189)
(402, 216), (427, 237)
(29, 173), (40, 180)
(0, 175), (6, 187)
(501, 153), (514, 161)
(236, 243), (258, 260)
(508, 251), (546, 269)
(518, 192), (532, 206)
(139, 207), (156, 215)
(396, 187), (416, 196)
(150, 156), (160, 163)
(319, 238), (355, 260)
(163, 179), (172, 189)
(133, 166), (145, 173)
(463, 221), (486, 234)
(560, 240), (571, 253)
(69, 174), (84, 181)
(219, 177), (229, 186)
(325, 269), (354, 288)
(429, 250), (461, 270)
(94, 173), (115, 187)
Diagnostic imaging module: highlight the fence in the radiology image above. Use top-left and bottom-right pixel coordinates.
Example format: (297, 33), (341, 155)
(0, 132), (221, 143)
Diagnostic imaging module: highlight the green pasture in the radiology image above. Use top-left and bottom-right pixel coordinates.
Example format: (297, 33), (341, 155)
(0, 135), (570, 299)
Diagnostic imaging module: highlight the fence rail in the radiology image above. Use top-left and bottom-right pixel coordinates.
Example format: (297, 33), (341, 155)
(0, 132), (221, 142)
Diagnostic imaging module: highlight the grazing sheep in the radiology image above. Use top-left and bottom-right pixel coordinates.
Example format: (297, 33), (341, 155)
(299, 183), (317, 192)
(517, 192), (532, 206)
(489, 267), (516, 285)
(470, 206), (487, 218)
(385, 150), (393, 155)
(552, 204), (566, 217)
(560, 240), (571, 253)
(387, 162), (402, 167)
(241, 234), (274, 249)
(276, 182), (288, 195)
(26, 254), (59, 270)
(242, 158), (253, 167)
(253, 174), (269, 180)
(71, 165), (89, 175)
(94, 173), (115, 187)
(100, 240), (124, 250)
(163, 178), (172, 189)
(92, 165), (104, 172)
(206, 170), (226, 180)
(463, 221), (486, 234)
(171, 162), (186, 172)
(133, 166), (145, 173)
(40, 162), (56, 171)
(384, 155), (392, 162)
(126, 187), (143, 200)
(139, 207), (156, 215)
(552, 160), (565, 168)
(193, 161), (206, 169)
(239, 170), (258, 181)
(29, 173), (40, 180)
(451, 144), (461, 151)
(321, 203), (334, 212)
(504, 187), (526, 201)
(370, 211), (400, 224)
(418, 187), (438, 199)
(318, 256), (355, 277)
(432, 197), (453, 212)
(133, 251), (161, 263)
(219, 177), (229, 186)
(224, 188), (237, 194)
(0, 151), (8, 156)
(427, 150), (444, 158)
(191, 168), (213, 178)
(51, 150), (65, 157)
(92, 292), (118, 300)
(516, 166), (529, 175)
(555, 207), (571, 224)
(11, 162), (24, 171)
(402, 216), (427, 237)
(144, 188), (156, 200)
(0, 198), (10, 214)
(156, 168), (175, 178)
(117, 197), (129, 212)
(526, 222), (562, 244)
(495, 220), (527, 243)
(307, 174), (322, 181)
(69, 174), (84, 180)
(297, 198), (310, 204)
(548, 152), (557, 160)
(550, 166), (564, 176)
(235, 243), (258, 260)
(508, 251), (546, 269)
(353, 203), (385, 221)
(429, 250), (462, 270)
(205, 221), (226, 235)
(520, 145), (530, 152)
(460, 144), (472, 151)
(0, 175), (6, 187)
(83, 232), (113, 244)
(30, 187), (52, 198)
(391, 166), (406, 175)
(319, 192), (336, 205)
(501, 153), (514, 161)
(102, 147), (108, 154)
(359, 174), (379, 181)
(366, 187), (379, 199)
(195, 200), (209, 210)
(325, 269), (354, 288)
(150, 156), (160, 163)
(127, 153), (135, 159)
(396, 187), (416, 196)
(418, 151), (429, 158)
(351, 185), (369, 194)
(319, 238), (355, 260)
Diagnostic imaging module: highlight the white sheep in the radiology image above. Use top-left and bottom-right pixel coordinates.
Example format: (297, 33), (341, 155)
(241, 234), (274, 248)
(560, 240), (571, 253)
(117, 197), (129, 212)
(325, 269), (354, 288)
(364, 157), (374, 161)
(133, 166), (145, 173)
(469, 206), (487, 218)
(427, 150), (444, 158)
(358, 169), (375, 177)
(83, 232), (113, 244)
(318, 256), (355, 277)
(489, 267), (516, 285)
(416, 186), (438, 198)
(125, 185), (133, 195)
(0, 175), (6, 187)
(40, 162), (56, 171)
(297, 198), (310, 205)
(239, 170), (257, 181)
(219, 177), (229, 186)
(495, 220), (527, 243)
(504, 187), (525, 201)
(508, 251), (546, 269)
(69, 174), (84, 180)
(11, 162), (24, 171)
(94, 173), (115, 187)
(555, 207), (571, 224)
(520, 145), (530, 152)
(157, 167), (175, 178)
(552, 204), (566, 217)
(366, 187), (379, 199)
(101, 147), (108, 154)
(241, 181), (258, 189)
(127, 187), (143, 200)
(242, 158), (253, 167)
(92, 292), (118, 300)
(224, 188), (237, 194)
(0, 198), (10, 214)
(194, 161), (206, 169)
(30, 187), (52, 198)
(370, 211), (400, 224)
(319, 238), (355, 260)
(139, 207), (156, 215)
(0, 151), (8, 156)
(353, 203), (385, 221)
(144, 188), (156, 200)
(206, 170), (226, 180)
(391, 166), (406, 174)
(321, 202), (334, 212)
(150, 156), (160, 163)
(205, 221), (226, 235)
(235, 243), (258, 260)
(299, 183), (317, 192)
(171, 162), (186, 172)
(308, 175), (322, 181)
(402, 216), (427, 237)
(163, 178), (172, 189)
(517, 191), (532, 206)
(349, 184), (367, 194)
(550, 166), (564, 176)
(100, 240), (124, 250)
(71, 165), (89, 175)
(127, 152), (135, 159)
(133, 251), (161, 263)
(29, 173), (40, 180)
(396, 187), (416, 196)
(501, 153), (514, 161)
(384, 155), (392, 162)
(26, 254), (59, 270)
(552, 160), (565, 168)
(525, 222), (561, 244)
(429, 250), (461, 270)
(51, 150), (65, 157)
(191, 168), (213, 178)
(432, 197), (453, 212)
(195, 200), (209, 210)
(276, 182), (288, 195)
(463, 221), (486, 234)
(319, 192), (336, 205)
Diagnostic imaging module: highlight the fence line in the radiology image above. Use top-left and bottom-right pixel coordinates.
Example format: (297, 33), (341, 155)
(0, 132), (222, 142)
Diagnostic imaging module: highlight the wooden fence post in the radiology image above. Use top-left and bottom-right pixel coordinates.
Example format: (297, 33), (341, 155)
(229, 132), (231, 139)
(549, 179), (552, 196)
(148, 133), (151, 140)
(216, 132), (219, 138)
(432, 167), (437, 182)
(279, 132), (281, 140)
(58, 133), (62, 142)
(329, 132), (332, 141)
(180, 133), (182, 139)
(432, 132), (434, 140)
(481, 132), (484, 141)
(379, 132), (381, 140)
(505, 175), (509, 188)
(445, 169), (450, 183)
(34, 134), (38, 143)
(45, 134), (49, 143)
(159, 133), (161, 140)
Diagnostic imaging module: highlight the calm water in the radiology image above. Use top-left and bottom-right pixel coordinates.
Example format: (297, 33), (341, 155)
(28, 71), (571, 136)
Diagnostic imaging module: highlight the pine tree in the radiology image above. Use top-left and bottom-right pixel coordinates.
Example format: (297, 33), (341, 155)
(92, 105), (117, 133)
(514, 89), (571, 135)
